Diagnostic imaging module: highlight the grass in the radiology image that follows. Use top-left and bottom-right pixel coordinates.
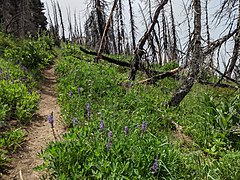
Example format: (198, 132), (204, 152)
(37, 43), (240, 179)
(0, 32), (54, 172)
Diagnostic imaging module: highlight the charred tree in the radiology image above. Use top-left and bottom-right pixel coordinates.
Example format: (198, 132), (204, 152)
(96, 0), (118, 61)
(226, 0), (240, 78)
(57, 2), (65, 42)
(128, 0), (136, 51)
(168, 0), (201, 107)
(128, 0), (169, 81)
(169, 0), (177, 61)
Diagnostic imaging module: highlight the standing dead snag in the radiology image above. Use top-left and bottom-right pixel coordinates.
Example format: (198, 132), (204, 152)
(128, 0), (169, 81)
(168, 0), (201, 107)
(96, 0), (118, 62)
(226, 1), (240, 78)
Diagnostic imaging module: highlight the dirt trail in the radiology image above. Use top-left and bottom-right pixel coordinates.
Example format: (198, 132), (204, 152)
(2, 63), (65, 180)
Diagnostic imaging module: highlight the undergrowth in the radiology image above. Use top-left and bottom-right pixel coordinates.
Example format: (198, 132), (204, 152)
(0, 32), (54, 172)
(38, 44), (240, 179)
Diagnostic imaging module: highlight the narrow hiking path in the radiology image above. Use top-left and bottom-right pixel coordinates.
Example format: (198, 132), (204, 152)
(2, 62), (65, 180)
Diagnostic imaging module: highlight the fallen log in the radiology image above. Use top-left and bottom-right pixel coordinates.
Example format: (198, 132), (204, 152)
(79, 46), (161, 75)
(138, 67), (183, 84)
(198, 79), (238, 90)
(79, 46), (131, 68)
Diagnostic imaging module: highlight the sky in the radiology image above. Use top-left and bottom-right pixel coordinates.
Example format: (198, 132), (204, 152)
(41, 0), (234, 71)
(41, 0), (189, 38)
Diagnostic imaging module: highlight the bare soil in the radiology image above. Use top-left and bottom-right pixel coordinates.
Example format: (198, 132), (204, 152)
(2, 63), (65, 180)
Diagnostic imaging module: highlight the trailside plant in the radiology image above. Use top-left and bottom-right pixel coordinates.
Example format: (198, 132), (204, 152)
(0, 32), (54, 170)
(39, 44), (240, 179)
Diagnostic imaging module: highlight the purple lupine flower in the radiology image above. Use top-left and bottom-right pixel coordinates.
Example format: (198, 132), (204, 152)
(86, 101), (91, 120)
(68, 91), (73, 96)
(100, 120), (104, 131)
(108, 131), (112, 138)
(5, 72), (9, 80)
(142, 122), (148, 133)
(20, 65), (27, 71)
(78, 87), (83, 95)
(22, 75), (27, 82)
(151, 158), (158, 174)
(15, 60), (20, 65)
(106, 141), (112, 151)
(124, 126), (129, 135)
(48, 112), (54, 128)
(73, 117), (78, 125)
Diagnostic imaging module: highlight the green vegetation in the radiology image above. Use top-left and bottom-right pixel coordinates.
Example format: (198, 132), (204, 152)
(37, 44), (240, 179)
(0, 34), (239, 179)
(0, 32), (54, 171)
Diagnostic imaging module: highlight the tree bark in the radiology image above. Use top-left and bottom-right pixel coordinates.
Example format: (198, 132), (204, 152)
(226, 0), (240, 78)
(128, 0), (168, 81)
(168, 0), (201, 107)
(96, 0), (118, 61)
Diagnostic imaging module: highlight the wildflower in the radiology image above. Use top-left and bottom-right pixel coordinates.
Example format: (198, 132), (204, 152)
(48, 112), (54, 128)
(5, 72), (9, 80)
(22, 75), (27, 82)
(151, 158), (158, 174)
(73, 117), (78, 125)
(100, 120), (104, 131)
(78, 87), (83, 95)
(142, 122), (148, 133)
(20, 65), (27, 71)
(68, 91), (73, 96)
(106, 141), (112, 151)
(108, 131), (112, 138)
(124, 126), (129, 135)
(86, 101), (91, 120)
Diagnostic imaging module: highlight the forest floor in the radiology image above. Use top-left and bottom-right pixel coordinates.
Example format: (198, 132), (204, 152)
(2, 62), (65, 180)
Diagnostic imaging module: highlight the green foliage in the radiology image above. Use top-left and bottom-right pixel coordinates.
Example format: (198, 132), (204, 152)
(3, 34), (54, 71)
(0, 32), (53, 169)
(0, 128), (25, 170)
(39, 44), (240, 179)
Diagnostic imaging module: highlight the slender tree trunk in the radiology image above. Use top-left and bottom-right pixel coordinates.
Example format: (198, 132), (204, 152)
(162, 10), (168, 64)
(57, 2), (65, 42)
(128, 0), (136, 51)
(96, 0), (118, 61)
(169, 0), (177, 61)
(128, 0), (168, 80)
(168, 0), (201, 107)
(119, 0), (125, 53)
(96, 0), (104, 38)
(226, 0), (240, 78)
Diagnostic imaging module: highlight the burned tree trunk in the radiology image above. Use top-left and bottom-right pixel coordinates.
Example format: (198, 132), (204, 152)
(96, 0), (104, 38)
(128, 0), (168, 81)
(57, 2), (65, 42)
(128, 0), (136, 51)
(226, 0), (240, 78)
(169, 0), (177, 61)
(168, 0), (201, 107)
(96, 0), (118, 61)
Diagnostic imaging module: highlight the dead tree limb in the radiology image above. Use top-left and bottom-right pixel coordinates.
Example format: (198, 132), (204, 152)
(80, 46), (131, 67)
(138, 67), (182, 84)
(208, 64), (240, 86)
(204, 29), (237, 55)
(198, 80), (238, 90)
(80, 46), (162, 75)
(128, 0), (168, 81)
